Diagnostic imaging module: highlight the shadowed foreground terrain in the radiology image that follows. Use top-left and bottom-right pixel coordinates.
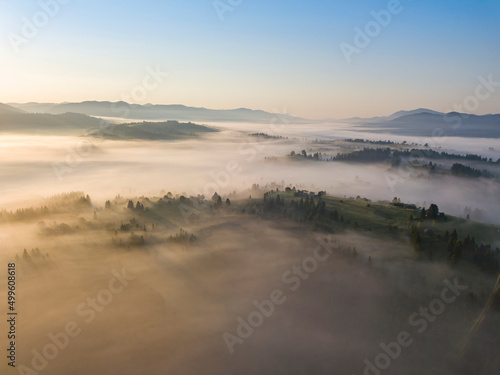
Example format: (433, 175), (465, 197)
(1, 190), (498, 375)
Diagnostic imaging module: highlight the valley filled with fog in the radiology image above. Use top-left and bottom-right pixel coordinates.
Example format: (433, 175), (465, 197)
(2, 1), (500, 374)
(1, 120), (499, 224)
(1, 112), (499, 375)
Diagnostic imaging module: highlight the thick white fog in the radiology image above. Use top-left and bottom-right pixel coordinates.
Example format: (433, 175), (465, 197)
(0, 122), (499, 224)
(0, 120), (499, 375)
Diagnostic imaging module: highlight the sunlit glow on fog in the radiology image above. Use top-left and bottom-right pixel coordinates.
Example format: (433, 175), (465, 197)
(0, 124), (499, 225)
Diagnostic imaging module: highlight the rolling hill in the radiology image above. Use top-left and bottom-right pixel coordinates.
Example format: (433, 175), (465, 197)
(88, 120), (219, 140)
(0, 103), (26, 114)
(0, 109), (218, 140)
(0, 112), (104, 134)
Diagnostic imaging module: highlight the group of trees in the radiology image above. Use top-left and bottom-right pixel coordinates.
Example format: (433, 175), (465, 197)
(411, 225), (499, 271)
(0, 207), (47, 222)
(412, 225), (462, 262)
(262, 192), (346, 226)
(411, 226), (462, 264)
(16, 248), (50, 264)
(211, 193), (231, 207)
(127, 200), (145, 211)
(287, 147), (499, 178)
(344, 139), (396, 145)
(0, 194), (93, 223)
(427, 204), (440, 219)
(260, 191), (499, 272)
(332, 147), (392, 162)
(397, 149), (498, 164)
(450, 163), (492, 178)
(263, 192), (329, 221)
(119, 218), (147, 233)
(444, 229), (463, 264)
(168, 228), (196, 243)
(249, 133), (284, 139)
(289, 150), (322, 160)
(127, 193), (230, 212)
(409, 203), (443, 222)
(455, 233), (500, 272)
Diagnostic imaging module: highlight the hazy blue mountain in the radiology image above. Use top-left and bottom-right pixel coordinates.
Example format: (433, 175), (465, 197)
(5, 102), (60, 113)
(360, 112), (500, 138)
(8, 101), (303, 123)
(342, 108), (443, 123)
(383, 108), (443, 121)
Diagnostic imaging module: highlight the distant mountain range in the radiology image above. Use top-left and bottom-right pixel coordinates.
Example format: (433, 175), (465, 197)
(360, 110), (500, 138)
(338, 108), (500, 138)
(8, 101), (303, 124)
(1, 102), (499, 138)
(0, 102), (220, 139)
(342, 108), (445, 123)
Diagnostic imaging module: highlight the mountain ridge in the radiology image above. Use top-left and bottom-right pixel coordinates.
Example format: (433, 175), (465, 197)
(357, 111), (500, 138)
(0, 103), (26, 114)
(7, 101), (303, 124)
(341, 108), (444, 123)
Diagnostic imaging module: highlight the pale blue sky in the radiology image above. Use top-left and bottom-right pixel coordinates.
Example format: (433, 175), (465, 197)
(1, 0), (499, 118)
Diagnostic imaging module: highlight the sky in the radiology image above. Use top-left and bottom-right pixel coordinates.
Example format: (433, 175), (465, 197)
(1, 0), (499, 119)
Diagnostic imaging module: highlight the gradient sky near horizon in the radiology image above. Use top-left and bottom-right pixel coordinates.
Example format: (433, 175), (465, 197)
(1, 0), (499, 119)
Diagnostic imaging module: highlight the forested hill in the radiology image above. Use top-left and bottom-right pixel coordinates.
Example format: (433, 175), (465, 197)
(89, 120), (219, 140)
(0, 112), (104, 134)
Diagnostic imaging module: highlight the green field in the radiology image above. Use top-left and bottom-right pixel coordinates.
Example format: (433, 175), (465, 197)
(255, 191), (500, 247)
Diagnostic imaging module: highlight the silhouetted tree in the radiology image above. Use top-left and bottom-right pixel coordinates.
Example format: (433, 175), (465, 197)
(428, 204), (439, 219)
